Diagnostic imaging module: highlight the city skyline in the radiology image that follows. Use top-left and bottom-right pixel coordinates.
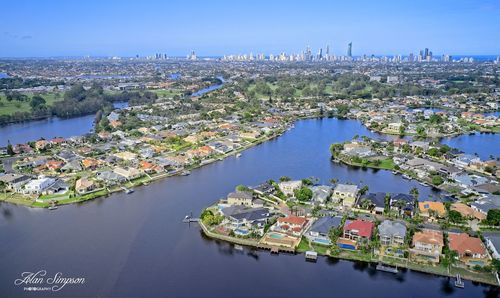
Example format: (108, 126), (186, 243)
(1, 0), (499, 57)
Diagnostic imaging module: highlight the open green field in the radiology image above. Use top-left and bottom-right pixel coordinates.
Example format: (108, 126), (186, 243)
(151, 89), (182, 98)
(0, 92), (64, 116)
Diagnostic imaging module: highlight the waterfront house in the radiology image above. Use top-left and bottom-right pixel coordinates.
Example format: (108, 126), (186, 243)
(227, 191), (253, 206)
(252, 182), (275, 195)
(390, 193), (416, 217)
(358, 192), (386, 214)
(113, 167), (142, 180)
(305, 216), (343, 246)
(454, 154), (481, 168)
(448, 232), (489, 267)
(23, 177), (56, 194)
(485, 235), (500, 260)
(0, 174), (31, 191)
(278, 180), (303, 197)
(378, 220), (406, 247)
(75, 178), (97, 194)
(333, 184), (359, 207)
(96, 171), (126, 185)
(220, 205), (272, 236)
(418, 201), (446, 218)
(410, 229), (444, 264)
(274, 215), (308, 237)
(342, 219), (374, 244)
(113, 151), (138, 162)
(310, 185), (332, 205)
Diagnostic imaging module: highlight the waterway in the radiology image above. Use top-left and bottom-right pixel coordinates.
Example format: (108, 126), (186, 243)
(0, 101), (128, 146)
(0, 118), (496, 297)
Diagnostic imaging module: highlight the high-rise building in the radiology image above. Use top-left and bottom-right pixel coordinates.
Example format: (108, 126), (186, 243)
(347, 42), (352, 57)
(326, 45), (330, 60)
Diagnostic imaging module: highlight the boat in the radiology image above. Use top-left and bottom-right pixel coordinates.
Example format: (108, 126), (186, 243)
(454, 274), (464, 288)
(181, 170), (191, 176)
(125, 188), (134, 194)
(392, 170), (399, 175)
(419, 182), (427, 187)
(48, 205), (58, 210)
(234, 245), (244, 251)
(376, 262), (398, 274)
(402, 174), (412, 180)
(236, 153), (242, 158)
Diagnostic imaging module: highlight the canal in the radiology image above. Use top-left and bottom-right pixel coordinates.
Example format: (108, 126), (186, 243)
(0, 118), (497, 297)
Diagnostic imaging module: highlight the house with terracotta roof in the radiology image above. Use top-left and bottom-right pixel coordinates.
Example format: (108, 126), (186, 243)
(418, 201), (446, 218)
(448, 232), (490, 267)
(274, 215), (308, 237)
(451, 202), (486, 221)
(342, 219), (374, 244)
(410, 229), (444, 264)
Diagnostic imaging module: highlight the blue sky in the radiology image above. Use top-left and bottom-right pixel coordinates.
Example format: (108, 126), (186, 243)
(1, 0), (499, 57)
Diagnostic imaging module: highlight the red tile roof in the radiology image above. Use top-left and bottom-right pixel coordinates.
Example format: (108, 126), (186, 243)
(344, 219), (374, 238)
(277, 215), (307, 226)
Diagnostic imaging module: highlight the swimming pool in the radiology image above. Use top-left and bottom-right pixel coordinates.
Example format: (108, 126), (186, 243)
(313, 238), (331, 245)
(268, 233), (285, 239)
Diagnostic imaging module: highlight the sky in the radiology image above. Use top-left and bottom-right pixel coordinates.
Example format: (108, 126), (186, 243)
(1, 0), (499, 57)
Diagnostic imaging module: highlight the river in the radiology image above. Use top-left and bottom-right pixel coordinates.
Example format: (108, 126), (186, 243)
(0, 118), (496, 297)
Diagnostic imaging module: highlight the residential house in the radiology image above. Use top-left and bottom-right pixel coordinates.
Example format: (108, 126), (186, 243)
(342, 219), (374, 244)
(418, 201), (446, 218)
(451, 202), (486, 221)
(333, 184), (359, 207)
(390, 193), (416, 216)
(113, 167), (142, 180)
(75, 178), (97, 194)
(278, 180), (303, 196)
(23, 177), (56, 194)
(378, 220), (406, 247)
(305, 216), (343, 245)
(448, 232), (489, 267)
(358, 192), (386, 214)
(220, 205), (272, 236)
(274, 215), (308, 237)
(410, 229), (444, 264)
(310, 185), (332, 204)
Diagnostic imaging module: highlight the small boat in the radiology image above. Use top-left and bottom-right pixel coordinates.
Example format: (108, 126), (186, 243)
(181, 170), (191, 176)
(402, 174), (411, 180)
(236, 153), (242, 158)
(376, 262), (398, 274)
(454, 274), (464, 288)
(419, 182), (427, 187)
(125, 188), (134, 194)
(234, 245), (244, 251)
(392, 171), (399, 175)
(48, 205), (58, 210)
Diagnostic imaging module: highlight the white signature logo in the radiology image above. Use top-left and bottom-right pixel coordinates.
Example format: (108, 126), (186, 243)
(14, 270), (85, 292)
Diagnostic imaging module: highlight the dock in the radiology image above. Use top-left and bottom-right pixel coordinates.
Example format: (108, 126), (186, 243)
(270, 247), (279, 254)
(305, 251), (318, 262)
(455, 274), (464, 288)
(376, 262), (398, 274)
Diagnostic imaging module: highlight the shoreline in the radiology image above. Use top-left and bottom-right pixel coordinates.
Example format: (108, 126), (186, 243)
(0, 128), (288, 208)
(198, 220), (499, 286)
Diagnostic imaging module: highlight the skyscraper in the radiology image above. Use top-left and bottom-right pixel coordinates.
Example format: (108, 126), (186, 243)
(347, 42), (352, 57)
(326, 45), (330, 60)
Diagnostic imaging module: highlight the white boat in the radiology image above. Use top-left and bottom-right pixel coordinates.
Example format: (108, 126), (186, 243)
(234, 245), (244, 251)
(419, 182), (427, 187)
(236, 153), (242, 158)
(392, 171), (399, 175)
(125, 188), (134, 194)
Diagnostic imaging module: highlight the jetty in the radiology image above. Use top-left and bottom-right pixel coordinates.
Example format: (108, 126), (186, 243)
(305, 251), (318, 262)
(455, 274), (464, 288)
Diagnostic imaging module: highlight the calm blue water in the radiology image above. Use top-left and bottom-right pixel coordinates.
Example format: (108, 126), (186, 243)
(0, 72), (9, 79)
(191, 76), (225, 97)
(442, 132), (500, 160)
(1, 118), (495, 298)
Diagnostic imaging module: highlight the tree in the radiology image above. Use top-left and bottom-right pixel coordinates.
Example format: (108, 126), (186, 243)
(431, 175), (444, 186)
(410, 187), (419, 200)
(294, 187), (313, 202)
(279, 176), (291, 182)
(30, 95), (46, 109)
(360, 185), (369, 196)
(486, 209), (500, 226)
(448, 210), (463, 223)
(6, 142), (14, 156)
(236, 185), (250, 192)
